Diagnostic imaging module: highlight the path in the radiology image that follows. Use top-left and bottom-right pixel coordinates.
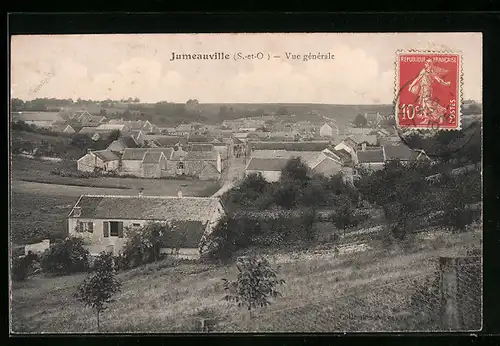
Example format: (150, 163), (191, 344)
(212, 157), (247, 197)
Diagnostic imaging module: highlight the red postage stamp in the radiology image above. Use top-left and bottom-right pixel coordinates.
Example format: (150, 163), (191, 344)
(395, 50), (462, 130)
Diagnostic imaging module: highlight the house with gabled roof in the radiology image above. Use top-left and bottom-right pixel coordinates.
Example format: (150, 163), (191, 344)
(106, 136), (139, 154)
(176, 124), (193, 136)
(121, 148), (173, 176)
(166, 150), (222, 180)
(245, 157), (289, 182)
(50, 123), (76, 134)
(187, 143), (215, 152)
(77, 150), (120, 173)
(12, 111), (63, 128)
(319, 122), (339, 138)
(67, 194), (226, 258)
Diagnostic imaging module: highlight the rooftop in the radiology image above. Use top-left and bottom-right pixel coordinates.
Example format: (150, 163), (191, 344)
(92, 150), (120, 162)
(246, 157), (290, 172)
(357, 148), (385, 164)
(248, 141), (330, 151)
(68, 195), (223, 222)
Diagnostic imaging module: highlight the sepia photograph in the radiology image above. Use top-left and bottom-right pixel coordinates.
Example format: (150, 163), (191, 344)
(9, 32), (482, 333)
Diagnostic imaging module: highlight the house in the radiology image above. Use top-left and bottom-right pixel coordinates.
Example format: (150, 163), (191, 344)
(166, 151), (222, 180)
(356, 147), (386, 171)
(12, 112), (63, 128)
(95, 123), (130, 133)
(355, 144), (426, 172)
(238, 127), (258, 133)
(310, 149), (354, 181)
(80, 115), (108, 127)
(121, 148), (174, 177)
(346, 127), (374, 136)
(247, 141), (331, 157)
(75, 111), (94, 122)
(77, 150), (121, 173)
(364, 112), (386, 128)
(383, 144), (423, 163)
(141, 135), (188, 150)
(67, 195), (226, 258)
(250, 150), (323, 168)
(50, 123), (76, 134)
(245, 157), (289, 182)
(319, 122), (339, 138)
(176, 124), (193, 136)
(187, 143), (215, 152)
(141, 151), (168, 178)
(106, 136), (139, 154)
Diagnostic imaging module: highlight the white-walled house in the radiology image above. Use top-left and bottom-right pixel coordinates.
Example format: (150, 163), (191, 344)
(245, 157), (289, 182)
(319, 123), (339, 137)
(77, 150), (120, 172)
(68, 195), (226, 258)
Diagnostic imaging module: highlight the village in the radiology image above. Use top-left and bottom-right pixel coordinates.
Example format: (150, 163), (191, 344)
(9, 32), (483, 334)
(10, 99), (482, 333)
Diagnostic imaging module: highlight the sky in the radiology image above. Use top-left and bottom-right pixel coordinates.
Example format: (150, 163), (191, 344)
(10, 33), (482, 104)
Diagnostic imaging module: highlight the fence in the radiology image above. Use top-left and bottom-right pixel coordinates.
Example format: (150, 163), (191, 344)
(206, 255), (481, 332)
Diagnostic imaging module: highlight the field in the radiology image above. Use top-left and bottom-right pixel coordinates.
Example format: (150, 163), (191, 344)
(10, 156), (221, 244)
(10, 226), (481, 333)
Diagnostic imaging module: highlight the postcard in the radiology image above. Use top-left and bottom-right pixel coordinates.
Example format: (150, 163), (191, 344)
(9, 32), (482, 333)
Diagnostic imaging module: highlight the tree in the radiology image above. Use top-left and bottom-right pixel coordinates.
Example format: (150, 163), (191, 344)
(280, 157), (310, 184)
(11, 98), (25, 112)
(331, 194), (358, 231)
(222, 257), (285, 319)
(133, 97), (140, 103)
(353, 114), (368, 127)
(41, 237), (90, 275)
(75, 251), (122, 332)
(108, 130), (121, 142)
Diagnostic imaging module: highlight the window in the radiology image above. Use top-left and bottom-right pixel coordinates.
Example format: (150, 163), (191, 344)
(177, 161), (184, 169)
(78, 221), (93, 233)
(103, 221), (124, 238)
(132, 223), (141, 227)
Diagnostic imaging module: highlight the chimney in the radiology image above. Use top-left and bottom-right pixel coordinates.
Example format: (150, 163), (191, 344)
(361, 142), (367, 151)
(177, 190), (183, 198)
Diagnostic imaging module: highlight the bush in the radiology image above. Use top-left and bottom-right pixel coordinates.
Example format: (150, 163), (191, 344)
(119, 223), (168, 269)
(331, 195), (359, 230)
(11, 252), (40, 282)
(41, 237), (90, 275)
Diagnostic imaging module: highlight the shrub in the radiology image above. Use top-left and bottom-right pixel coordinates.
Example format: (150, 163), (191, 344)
(331, 195), (358, 230)
(119, 223), (168, 269)
(40, 237), (90, 275)
(11, 252), (40, 282)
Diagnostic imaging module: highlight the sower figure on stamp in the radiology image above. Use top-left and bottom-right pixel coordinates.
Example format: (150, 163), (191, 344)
(408, 58), (451, 125)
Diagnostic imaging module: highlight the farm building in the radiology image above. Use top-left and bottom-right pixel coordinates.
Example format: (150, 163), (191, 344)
(50, 123), (76, 134)
(176, 124), (193, 136)
(95, 123), (130, 133)
(106, 136), (139, 154)
(310, 149), (355, 182)
(77, 150), (121, 173)
(250, 149), (323, 168)
(80, 115), (107, 127)
(67, 195), (226, 258)
(319, 122), (339, 138)
(245, 157), (289, 182)
(187, 143), (214, 152)
(141, 151), (168, 178)
(75, 111), (94, 122)
(356, 147), (386, 171)
(12, 112), (63, 128)
(166, 151), (222, 180)
(120, 148), (174, 177)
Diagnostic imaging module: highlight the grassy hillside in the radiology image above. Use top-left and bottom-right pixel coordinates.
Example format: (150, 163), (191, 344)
(10, 226), (480, 333)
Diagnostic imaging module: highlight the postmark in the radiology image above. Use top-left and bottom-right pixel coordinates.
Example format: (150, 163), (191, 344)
(395, 49), (463, 131)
